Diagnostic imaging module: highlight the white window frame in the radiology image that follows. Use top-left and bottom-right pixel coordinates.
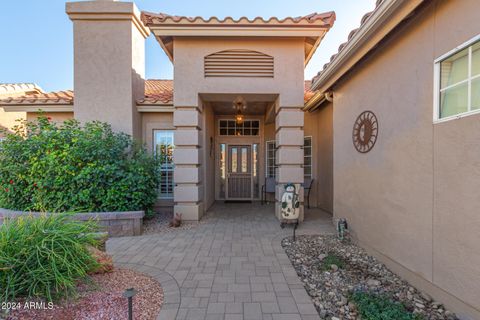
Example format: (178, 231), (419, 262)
(434, 33), (480, 123)
(218, 119), (260, 136)
(303, 136), (313, 179)
(153, 130), (175, 199)
(265, 140), (277, 178)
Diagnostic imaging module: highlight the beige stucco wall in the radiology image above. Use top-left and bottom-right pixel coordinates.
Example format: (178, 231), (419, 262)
(141, 112), (174, 153)
(331, 1), (480, 318)
(305, 102), (333, 213)
(173, 38), (305, 107)
(203, 103), (215, 211)
(264, 122), (275, 141)
(26, 112), (74, 124)
(0, 109), (25, 138)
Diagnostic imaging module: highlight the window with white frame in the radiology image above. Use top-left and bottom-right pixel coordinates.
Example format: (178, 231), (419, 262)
(154, 130), (174, 199)
(219, 120), (260, 136)
(266, 138), (312, 179)
(266, 141), (276, 178)
(435, 36), (480, 120)
(304, 136), (312, 179)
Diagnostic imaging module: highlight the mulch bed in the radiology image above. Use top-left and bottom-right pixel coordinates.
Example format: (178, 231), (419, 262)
(5, 268), (163, 320)
(282, 234), (458, 320)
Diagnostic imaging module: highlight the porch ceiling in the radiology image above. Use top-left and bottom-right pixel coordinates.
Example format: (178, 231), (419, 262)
(210, 101), (268, 116)
(201, 93), (277, 121)
(141, 11), (336, 65)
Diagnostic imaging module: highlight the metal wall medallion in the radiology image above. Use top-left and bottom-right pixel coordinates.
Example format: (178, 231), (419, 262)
(352, 111), (378, 153)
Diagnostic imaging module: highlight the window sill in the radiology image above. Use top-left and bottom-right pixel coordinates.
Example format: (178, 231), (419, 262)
(434, 108), (480, 124)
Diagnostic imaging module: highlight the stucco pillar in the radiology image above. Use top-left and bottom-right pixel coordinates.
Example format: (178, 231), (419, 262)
(173, 106), (204, 220)
(275, 106), (305, 221)
(66, 0), (149, 139)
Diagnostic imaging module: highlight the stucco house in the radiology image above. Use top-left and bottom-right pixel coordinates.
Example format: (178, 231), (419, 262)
(0, 0), (336, 223)
(0, 83), (44, 140)
(0, 0), (479, 318)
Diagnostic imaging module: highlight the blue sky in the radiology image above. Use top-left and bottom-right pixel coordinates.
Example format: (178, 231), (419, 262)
(0, 0), (376, 92)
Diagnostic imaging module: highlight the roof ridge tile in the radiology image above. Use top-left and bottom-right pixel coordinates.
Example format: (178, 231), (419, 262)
(141, 11), (335, 27)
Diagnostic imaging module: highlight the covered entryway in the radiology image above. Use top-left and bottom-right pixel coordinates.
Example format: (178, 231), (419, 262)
(204, 93), (275, 204)
(142, 11), (334, 220)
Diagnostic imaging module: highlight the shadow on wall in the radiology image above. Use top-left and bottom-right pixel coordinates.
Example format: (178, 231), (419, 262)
(132, 68), (146, 140)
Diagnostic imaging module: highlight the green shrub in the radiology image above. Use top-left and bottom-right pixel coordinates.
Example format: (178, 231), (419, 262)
(351, 291), (424, 320)
(0, 213), (100, 302)
(320, 252), (345, 271)
(0, 116), (159, 216)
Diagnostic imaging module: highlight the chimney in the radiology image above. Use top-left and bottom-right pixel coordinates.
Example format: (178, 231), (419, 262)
(66, 0), (149, 138)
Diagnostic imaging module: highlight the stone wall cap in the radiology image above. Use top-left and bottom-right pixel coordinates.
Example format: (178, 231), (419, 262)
(0, 208), (145, 220)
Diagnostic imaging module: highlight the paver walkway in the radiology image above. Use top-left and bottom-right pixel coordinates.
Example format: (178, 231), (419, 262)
(107, 202), (335, 320)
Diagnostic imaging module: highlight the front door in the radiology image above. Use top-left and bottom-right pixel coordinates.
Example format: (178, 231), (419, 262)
(227, 145), (252, 200)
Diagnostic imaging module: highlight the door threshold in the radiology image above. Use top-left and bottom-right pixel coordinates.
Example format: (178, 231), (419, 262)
(224, 200), (252, 203)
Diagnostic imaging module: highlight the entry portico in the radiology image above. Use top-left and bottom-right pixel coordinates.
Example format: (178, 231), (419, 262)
(142, 11), (335, 220)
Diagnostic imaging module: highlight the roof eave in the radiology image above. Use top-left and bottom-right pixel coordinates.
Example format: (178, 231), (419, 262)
(304, 31), (328, 66)
(151, 26), (332, 64)
(144, 10), (335, 64)
(2, 104), (73, 112)
(311, 0), (425, 93)
(136, 104), (174, 113)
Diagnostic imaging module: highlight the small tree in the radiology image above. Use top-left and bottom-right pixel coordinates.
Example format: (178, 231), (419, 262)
(0, 116), (159, 216)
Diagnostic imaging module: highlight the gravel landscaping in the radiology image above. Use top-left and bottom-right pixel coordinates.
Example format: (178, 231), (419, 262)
(5, 268), (163, 320)
(143, 211), (206, 234)
(282, 234), (458, 320)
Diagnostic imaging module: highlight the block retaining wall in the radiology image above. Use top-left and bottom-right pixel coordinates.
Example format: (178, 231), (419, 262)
(0, 208), (144, 237)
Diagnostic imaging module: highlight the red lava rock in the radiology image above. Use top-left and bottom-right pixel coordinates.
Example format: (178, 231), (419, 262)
(6, 268), (164, 320)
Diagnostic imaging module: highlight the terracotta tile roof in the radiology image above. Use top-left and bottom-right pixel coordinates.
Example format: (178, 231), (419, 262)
(141, 12), (336, 27)
(311, 0), (384, 85)
(0, 90), (74, 105)
(139, 79), (174, 105)
(0, 80), (173, 106)
(1, 79), (313, 107)
(0, 83), (44, 97)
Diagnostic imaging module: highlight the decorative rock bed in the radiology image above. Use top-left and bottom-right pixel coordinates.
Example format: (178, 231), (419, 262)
(0, 208), (144, 237)
(282, 235), (458, 320)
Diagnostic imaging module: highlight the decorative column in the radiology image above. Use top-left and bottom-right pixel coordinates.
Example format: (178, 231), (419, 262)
(275, 106), (305, 221)
(173, 106), (204, 221)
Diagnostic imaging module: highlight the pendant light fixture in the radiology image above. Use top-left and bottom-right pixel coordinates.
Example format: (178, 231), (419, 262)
(233, 96), (247, 125)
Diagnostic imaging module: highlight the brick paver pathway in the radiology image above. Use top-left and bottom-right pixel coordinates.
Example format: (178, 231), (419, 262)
(107, 202), (334, 320)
